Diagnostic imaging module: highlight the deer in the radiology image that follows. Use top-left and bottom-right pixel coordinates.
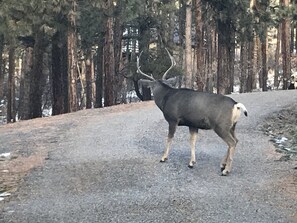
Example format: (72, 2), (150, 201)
(137, 48), (248, 176)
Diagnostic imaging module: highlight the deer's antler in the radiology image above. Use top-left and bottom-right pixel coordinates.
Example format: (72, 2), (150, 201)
(137, 51), (155, 81)
(162, 48), (176, 80)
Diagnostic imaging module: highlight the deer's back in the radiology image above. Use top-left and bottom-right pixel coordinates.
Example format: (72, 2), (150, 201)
(160, 89), (236, 130)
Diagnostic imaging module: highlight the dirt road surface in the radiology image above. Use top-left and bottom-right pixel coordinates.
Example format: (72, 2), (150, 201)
(0, 91), (297, 223)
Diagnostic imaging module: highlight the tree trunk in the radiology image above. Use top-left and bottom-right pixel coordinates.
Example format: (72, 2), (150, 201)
(31, 30), (46, 118)
(194, 0), (204, 91)
(114, 1), (125, 103)
(19, 47), (33, 120)
(184, 0), (193, 88)
(95, 42), (103, 108)
(104, 14), (116, 107)
(85, 48), (93, 109)
(281, 0), (291, 90)
(261, 34), (268, 91)
(246, 40), (254, 92)
(0, 34), (4, 100)
(274, 24), (281, 89)
(240, 41), (248, 93)
(252, 33), (259, 89)
(7, 45), (16, 123)
(52, 31), (65, 115)
(217, 19), (232, 95)
(67, 0), (78, 112)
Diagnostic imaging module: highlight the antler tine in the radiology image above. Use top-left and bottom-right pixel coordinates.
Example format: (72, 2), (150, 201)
(162, 48), (176, 80)
(137, 51), (155, 81)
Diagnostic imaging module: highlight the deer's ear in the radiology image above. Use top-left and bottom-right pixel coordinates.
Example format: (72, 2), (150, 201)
(138, 79), (155, 88)
(163, 77), (178, 87)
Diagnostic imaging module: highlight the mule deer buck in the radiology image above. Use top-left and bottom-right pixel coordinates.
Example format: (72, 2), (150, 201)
(137, 49), (248, 176)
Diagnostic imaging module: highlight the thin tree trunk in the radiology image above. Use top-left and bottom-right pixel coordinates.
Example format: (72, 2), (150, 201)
(95, 42), (103, 108)
(261, 33), (268, 91)
(0, 34), (4, 100)
(240, 41), (248, 93)
(86, 48), (93, 109)
(253, 33), (259, 89)
(274, 24), (281, 89)
(185, 0), (193, 88)
(7, 45), (16, 123)
(67, 0), (78, 112)
(246, 40), (254, 92)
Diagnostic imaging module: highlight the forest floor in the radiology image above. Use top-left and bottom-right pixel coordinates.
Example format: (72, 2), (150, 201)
(0, 90), (297, 222)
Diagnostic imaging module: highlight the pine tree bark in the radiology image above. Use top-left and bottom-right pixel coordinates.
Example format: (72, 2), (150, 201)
(67, 0), (78, 112)
(246, 41), (254, 92)
(85, 48), (93, 109)
(19, 47), (33, 120)
(52, 31), (65, 115)
(95, 42), (103, 108)
(261, 34), (268, 91)
(274, 24), (281, 89)
(31, 30), (46, 118)
(104, 14), (115, 107)
(217, 19), (232, 95)
(7, 45), (16, 123)
(194, 0), (204, 91)
(252, 33), (259, 89)
(0, 34), (4, 100)
(185, 0), (193, 88)
(240, 41), (248, 93)
(281, 0), (291, 90)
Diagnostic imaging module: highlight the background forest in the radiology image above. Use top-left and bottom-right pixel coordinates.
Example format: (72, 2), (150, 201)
(0, 0), (295, 124)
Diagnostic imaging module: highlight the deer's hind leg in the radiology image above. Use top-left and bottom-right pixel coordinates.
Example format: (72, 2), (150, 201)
(215, 125), (238, 176)
(160, 122), (177, 162)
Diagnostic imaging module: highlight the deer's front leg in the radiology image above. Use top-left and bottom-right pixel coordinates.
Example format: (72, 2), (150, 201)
(188, 127), (198, 168)
(160, 122), (177, 162)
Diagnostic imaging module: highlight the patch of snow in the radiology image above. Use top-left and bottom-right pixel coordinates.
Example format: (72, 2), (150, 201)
(0, 152), (11, 158)
(275, 137), (288, 144)
(0, 192), (11, 197)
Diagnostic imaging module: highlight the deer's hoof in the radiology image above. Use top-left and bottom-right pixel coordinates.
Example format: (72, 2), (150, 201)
(220, 164), (226, 172)
(221, 169), (230, 176)
(160, 158), (168, 163)
(188, 161), (196, 168)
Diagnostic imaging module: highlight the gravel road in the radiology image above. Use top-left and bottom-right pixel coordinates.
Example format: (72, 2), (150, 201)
(0, 90), (297, 223)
